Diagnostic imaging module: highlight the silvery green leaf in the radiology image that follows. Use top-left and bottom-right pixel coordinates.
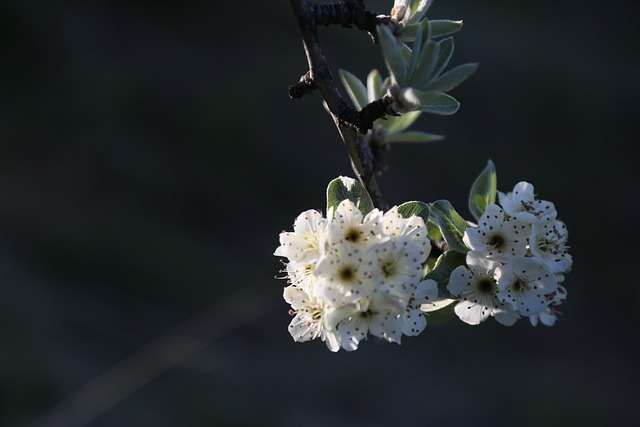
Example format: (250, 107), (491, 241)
(406, 20), (429, 84)
(367, 69), (384, 102)
(385, 130), (445, 143)
(421, 297), (456, 312)
(326, 176), (374, 216)
(430, 200), (469, 253)
(429, 20), (463, 37)
(400, 87), (440, 108)
(378, 24), (407, 85)
(423, 62), (478, 93)
(339, 69), (368, 111)
(418, 93), (460, 115)
(397, 200), (430, 224)
(424, 250), (467, 298)
(385, 110), (422, 133)
(430, 37), (454, 80)
(411, 40), (440, 88)
(407, 0), (434, 25)
(468, 159), (497, 222)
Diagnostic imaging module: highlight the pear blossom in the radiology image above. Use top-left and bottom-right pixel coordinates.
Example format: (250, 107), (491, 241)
(276, 198), (439, 351)
(495, 257), (558, 316)
(380, 206), (431, 258)
(336, 292), (406, 351)
(401, 279), (438, 336)
(274, 209), (327, 265)
(328, 199), (382, 250)
(529, 285), (568, 327)
(284, 286), (341, 352)
(447, 251), (518, 326)
(529, 217), (572, 274)
(463, 204), (529, 260)
(373, 236), (426, 304)
(498, 181), (557, 223)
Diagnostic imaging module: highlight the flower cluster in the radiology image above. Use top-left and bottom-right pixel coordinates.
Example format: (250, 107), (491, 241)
(275, 200), (438, 352)
(447, 182), (571, 327)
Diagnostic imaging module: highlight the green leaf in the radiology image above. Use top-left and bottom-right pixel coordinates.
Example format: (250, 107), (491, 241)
(326, 176), (374, 217)
(417, 93), (460, 115)
(410, 39), (440, 88)
(423, 62), (478, 93)
(424, 250), (467, 298)
(430, 200), (469, 253)
(429, 20), (463, 37)
(378, 24), (407, 85)
(384, 110), (422, 134)
(400, 87), (440, 107)
(468, 159), (497, 222)
(367, 69), (384, 102)
(385, 130), (445, 143)
(339, 69), (368, 111)
(430, 37), (454, 80)
(406, 20), (429, 85)
(397, 201), (430, 224)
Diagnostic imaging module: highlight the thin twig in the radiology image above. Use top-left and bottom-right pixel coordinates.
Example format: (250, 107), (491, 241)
(289, 0), (389, 210)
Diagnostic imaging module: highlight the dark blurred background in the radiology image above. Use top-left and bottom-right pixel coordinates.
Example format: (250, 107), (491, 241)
(1, 0), (638, 426)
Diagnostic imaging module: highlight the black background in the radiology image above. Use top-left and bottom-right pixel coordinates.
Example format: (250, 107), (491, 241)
(1, 1), (638, 426)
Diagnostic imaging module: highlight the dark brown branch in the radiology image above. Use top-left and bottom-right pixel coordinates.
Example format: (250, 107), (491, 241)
(289, 0), (389, 209)
(310, 0), (390, 42)
(288, 71), (317, 99)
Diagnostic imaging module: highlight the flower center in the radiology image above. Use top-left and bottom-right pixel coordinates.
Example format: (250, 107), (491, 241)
(338, 265), (356, 282)
(344, 226), (362, 243)
(489, 234), (505, 248)
(477, 279), (495, 294)
(512, 277), (528, 292)
(382, 261), (396, 277)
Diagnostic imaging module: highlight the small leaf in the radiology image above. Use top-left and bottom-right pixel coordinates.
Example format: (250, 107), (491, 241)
(385, 130), (445, 143)
(424, 250), (467, 298)
(430, 37), (454, 80)
(410, 40), (440, 88)
(378, 25), (407, 85)
(397, 201), (430, 224)
(326, 176), (374, 216)
(339, 69), (368, 111)
(429, 20), (463, 37)
(430, 200), (469, 253)
(468, 159), (497, 222)
(423, 62), (478, 93)
(418, 93), (460, 115)
(406, 20), (429, 84)
(400, 87), (439, 107)
(384, 110), (422, 134)
(367, 69), (384, 103)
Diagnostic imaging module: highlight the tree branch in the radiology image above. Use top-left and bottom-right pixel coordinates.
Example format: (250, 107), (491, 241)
(288, 0), (389, 210)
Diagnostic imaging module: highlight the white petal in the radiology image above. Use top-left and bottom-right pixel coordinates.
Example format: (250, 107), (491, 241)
(454, 300), (489, 325)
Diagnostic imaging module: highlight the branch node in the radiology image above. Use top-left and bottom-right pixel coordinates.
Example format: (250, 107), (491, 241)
(288, 71), (317, 99)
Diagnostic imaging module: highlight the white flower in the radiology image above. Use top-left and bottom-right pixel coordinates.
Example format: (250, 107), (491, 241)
(529, 217), (572, 274)
(380, 207), (431, 261)
(529, 285), (568, 327)
(498, 181), (557, 223)
(463, 204), (529, 260)
(336, 293), (406, 351)
(283, 286), (341, 352)
(402, 279), (438, 336)
(447, 251), (519, 326)
(495, 257), (558, 316)
(373, 236), (426, 304)
(314, 243), (376, 311)
(274, 209), (327, 265)
(328, 199), (382, 250)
